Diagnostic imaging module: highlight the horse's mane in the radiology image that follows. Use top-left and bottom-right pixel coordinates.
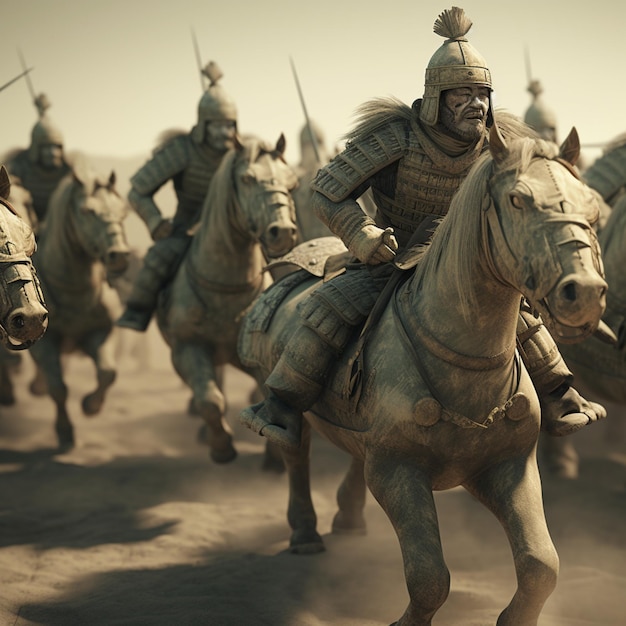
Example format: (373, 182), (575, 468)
(344, 96), (412, 142)
(201, 137), (268, 255)
(412, 112), (557, 320)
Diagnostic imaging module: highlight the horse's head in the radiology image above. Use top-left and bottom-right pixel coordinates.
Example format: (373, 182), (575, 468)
(487, 124), (607, 343)
(70, 162), (131, 278)
(0, 166), (48, 350)
(231, 134), (299, 258)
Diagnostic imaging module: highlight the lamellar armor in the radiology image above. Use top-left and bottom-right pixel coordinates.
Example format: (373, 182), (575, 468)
(129, 133), (225, 235)
(312, 104), (485, 247)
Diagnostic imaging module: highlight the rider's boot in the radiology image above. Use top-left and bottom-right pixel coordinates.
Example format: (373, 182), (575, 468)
(518, 308), (606, 436)
(116, 263), (161, 332)
(240, 325), (336, 450)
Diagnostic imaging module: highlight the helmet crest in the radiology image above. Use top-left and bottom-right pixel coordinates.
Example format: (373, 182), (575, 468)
(420, 7), (492, 127)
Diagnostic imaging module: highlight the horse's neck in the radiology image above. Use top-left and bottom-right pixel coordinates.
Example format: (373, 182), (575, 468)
(411, 256), (520, 360)
(40, 204), (99, 291)
(188, 226), (265, 285)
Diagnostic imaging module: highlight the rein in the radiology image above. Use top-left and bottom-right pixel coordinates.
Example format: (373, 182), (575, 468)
(392, 289), (522, 429)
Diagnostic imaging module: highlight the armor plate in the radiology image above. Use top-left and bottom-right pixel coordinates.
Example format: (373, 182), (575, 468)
(311, 118), (407, 202)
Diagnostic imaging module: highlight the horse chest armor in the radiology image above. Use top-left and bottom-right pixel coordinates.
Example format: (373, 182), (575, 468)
(373, 141), (474, 245)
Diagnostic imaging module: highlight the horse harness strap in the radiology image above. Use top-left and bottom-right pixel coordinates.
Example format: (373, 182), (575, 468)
(392, 290), (525, 429)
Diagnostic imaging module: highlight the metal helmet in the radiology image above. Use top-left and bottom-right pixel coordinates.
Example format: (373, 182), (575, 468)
(420, 7), (492, 126)
(28, 114), (64, 164)
(524, 80), (558, 142)
(191, 61), (238, 144)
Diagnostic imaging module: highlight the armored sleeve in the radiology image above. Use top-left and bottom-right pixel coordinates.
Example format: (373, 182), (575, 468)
(128, 134), (191, 232)
(310, 119), (406, 202)
(310, 119), (406, 247)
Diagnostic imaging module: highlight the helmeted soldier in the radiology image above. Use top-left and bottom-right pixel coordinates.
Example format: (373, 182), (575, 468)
(4, 98), (72, 231)
(241, 6), (605, 450)
(524, 79), (558, 143)
(292, 120), (334, 241)
(117, 61), (238, 331)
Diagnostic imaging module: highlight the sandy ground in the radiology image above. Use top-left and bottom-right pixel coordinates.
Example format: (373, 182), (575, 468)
(0, 326), (624, 626)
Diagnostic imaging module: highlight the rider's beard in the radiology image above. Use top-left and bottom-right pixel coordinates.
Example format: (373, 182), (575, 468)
(440, 105), (486, 142)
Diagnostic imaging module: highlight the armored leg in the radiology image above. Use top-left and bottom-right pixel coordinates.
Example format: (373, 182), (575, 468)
(517, 307), (606, 436)
(117, 237), (189, 332)
(242, 300), (356, 450)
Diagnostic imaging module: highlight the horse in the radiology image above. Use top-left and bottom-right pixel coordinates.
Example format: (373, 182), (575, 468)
(0, 165), (49, 403)
(28, 157), (130, 448)
(156, 134), (298, 464)
(237, 124), (607, 625)
(541, 135), (626, 477)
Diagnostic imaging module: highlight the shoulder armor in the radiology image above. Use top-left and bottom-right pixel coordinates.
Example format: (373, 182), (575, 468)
(130, 134), (191, 195)
(312, 119), (408, 202)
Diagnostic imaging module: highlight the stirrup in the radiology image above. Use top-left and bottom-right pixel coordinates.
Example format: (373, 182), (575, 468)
(540, 383), (605, 437)
(240, 396), (302, 450)
(116, 307), (152, 332)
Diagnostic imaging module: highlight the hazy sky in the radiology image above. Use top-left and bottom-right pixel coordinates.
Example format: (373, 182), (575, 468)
(2, 0), (624, 165)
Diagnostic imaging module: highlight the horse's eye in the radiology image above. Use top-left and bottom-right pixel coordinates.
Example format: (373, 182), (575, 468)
(510, 194), (524, 209)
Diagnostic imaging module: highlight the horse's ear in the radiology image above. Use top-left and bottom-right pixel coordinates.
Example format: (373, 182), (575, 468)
(234, 134), (245, 151)
(559, 127), (581, 166)
(489, 123), (509, 164)
(275, 133), (287, 157)
(0, 165), (10, 200)
(108, 171), (117, 188)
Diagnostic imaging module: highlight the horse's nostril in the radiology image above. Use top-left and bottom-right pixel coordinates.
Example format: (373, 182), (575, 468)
(563, 282), (577, 302)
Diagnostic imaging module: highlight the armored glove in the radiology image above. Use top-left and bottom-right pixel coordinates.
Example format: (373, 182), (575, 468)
(151, 218), (173, 241)
(349, 225), (398, 264)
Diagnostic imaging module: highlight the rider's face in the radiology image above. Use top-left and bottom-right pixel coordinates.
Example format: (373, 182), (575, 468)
(39, 143), (63, 170)
(204, 120), (237, 152)
(439, 86), (490, 141)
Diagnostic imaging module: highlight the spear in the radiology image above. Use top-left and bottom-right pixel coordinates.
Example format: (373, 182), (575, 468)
(17, 47), (49, 117)
(191, 27), (207, 92)
(0, 67), (34, 95)
(290, 56), (321, 164)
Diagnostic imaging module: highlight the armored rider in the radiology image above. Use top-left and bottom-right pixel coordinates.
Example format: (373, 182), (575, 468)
(4, 95), (72, 232)
(241, 6), (605, 449)
(117, 62), (238, 331)
(524, 79), (558, 143)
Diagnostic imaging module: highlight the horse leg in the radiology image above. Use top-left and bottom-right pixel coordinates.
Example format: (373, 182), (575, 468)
(283, 420), (324, 553)
(332, 456), (367, 535)
(171, 343), (236, 463)
(30, 336), (73, 449)
(539, 433), (579, 479)
(366, 457), (449, 626)
(0, 360), (15, 405)
(365, 452), (450, 626)
(261, 440), (285, 473)
(80, 328), (117, 416)
(465, 454), (559, 626)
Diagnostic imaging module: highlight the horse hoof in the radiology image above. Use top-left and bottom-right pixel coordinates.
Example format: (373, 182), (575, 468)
(210, 444), (237, 464)
(332, 513), (367, 536)
(82, 394), (104, 416)
(289, 529), (325, 554)
(56, 425), (75, 449)
(290, 541), (325, 555)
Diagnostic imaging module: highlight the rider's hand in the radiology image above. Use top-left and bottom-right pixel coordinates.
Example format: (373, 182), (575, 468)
(350, 225), (398, 264)
(151, 218), (173, 241)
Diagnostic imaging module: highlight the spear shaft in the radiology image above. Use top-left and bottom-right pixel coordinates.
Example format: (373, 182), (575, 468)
(191, 27), (207, 91)
(0, 67), (34, 94)
(290, 56), (321, 164)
